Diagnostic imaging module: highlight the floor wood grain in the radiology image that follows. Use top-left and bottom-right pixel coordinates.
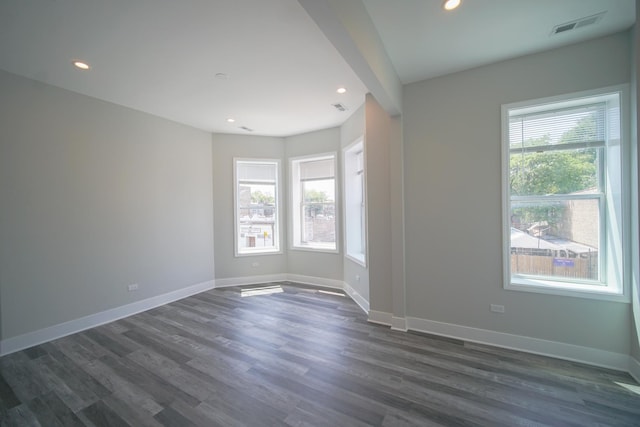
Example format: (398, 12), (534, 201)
(1, 282), (639, 426)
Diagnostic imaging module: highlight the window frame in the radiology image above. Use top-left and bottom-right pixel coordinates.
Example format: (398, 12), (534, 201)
(289, 152), (339, 253)
(501, 85), (630, 302)
(233, 158), (282, 257)
(343, 137), (367, 266)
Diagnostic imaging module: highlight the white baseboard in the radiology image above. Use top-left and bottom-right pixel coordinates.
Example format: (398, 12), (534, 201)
(214, 273), (372, 316)
(343, 282), (369, 313)
(368, 310), (392, 326)
(391, 316), (408, 332)
(407, 316), (630, 372)
(368, 311), (408, 332)
(2, 274), (635, 377)
(214, 274), (287, 288)
(0, 280), (215, 357)
(629, 356), (640, 383)
(285, 274), (371, 315)
(286, 274), (344, 290)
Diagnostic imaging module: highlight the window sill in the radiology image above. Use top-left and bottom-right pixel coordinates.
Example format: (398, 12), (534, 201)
(235, 249), (283, 257)
(345, 253), (366, 267)
(506, 277), (629, 303)
(291, 244), (338, 254)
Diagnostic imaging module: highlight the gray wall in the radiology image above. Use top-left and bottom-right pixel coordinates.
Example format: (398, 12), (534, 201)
(365, 94), (393, 315)
(212, 129), (346, 283)
(389, 115), (406, 323)
(285, 128), (343, 281)
(402, 32), (632, 353)
(632, 12), (640, 363)
(211, 133), (287, 279)
(0, 70), (214, 340)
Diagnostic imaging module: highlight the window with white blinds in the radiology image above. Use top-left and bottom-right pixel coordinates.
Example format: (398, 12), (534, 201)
(502, 86), (628, 301)
(290, 153), (337, 252)
(234, 159), (281, 256)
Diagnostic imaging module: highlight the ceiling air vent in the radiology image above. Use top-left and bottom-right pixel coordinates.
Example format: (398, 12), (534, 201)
(332, 103), (348, 112)
(239, 126), (254, 132)
(551, 12), (605, 36)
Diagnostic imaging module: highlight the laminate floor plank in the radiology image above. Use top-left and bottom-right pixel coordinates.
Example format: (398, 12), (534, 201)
(185, 357), (301, 415)
(1, 404), (41, 427)
(79, 400), (130, 427)
(1, 282), (638, 426)
(99, 395), (163, 427)
(27, 358), (99, 413)
(34, 391), (85, 427)
(77, 359), (164, 416)
(25, 395), (67, 427)
(37, 349), (111, 400)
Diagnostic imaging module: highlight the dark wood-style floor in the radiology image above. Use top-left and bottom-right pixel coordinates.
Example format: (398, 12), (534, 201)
(1, 282), (639, 427)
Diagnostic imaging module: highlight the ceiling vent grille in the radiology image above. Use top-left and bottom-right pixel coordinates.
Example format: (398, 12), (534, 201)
(332, 103), (348, 112)
(239, 126), (254, 132)
(551, 12), (605, 35)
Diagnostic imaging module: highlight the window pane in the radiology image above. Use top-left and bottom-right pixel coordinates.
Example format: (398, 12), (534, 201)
(302, 179), (335, 247)
(238, 182), (277, 252)
(510, 200), (599, 281)
(303, 179), (334, 203)
(510, 148), (599, 196)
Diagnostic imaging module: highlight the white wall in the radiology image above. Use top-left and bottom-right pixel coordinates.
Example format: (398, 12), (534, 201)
(402, 32), (632, 354)
(0, 70), (214, 341)
(285, 128), (343, 282)
(211, 133), (287, 280)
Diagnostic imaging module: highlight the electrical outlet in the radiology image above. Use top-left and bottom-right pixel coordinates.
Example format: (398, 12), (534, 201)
(355, 275), (360, 282)
(490, 304), (505, 313)
(128, 283), (139, 292)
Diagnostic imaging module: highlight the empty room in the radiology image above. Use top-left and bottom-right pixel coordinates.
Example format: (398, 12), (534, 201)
(1, 0), (639, 425)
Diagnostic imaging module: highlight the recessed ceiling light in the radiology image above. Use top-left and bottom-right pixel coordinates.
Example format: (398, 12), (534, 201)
(226, 118), (235, 123)
(337, 87), (347, 94)
(72, 60), (90, 70)
(443, 0), (461, 11)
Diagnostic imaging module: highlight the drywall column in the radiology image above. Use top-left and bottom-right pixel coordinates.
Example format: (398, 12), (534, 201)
(365, 94), (393, 321)
(297, 0), (402, 116)
(630, 4), (640, 373)
(389, 115), (407, 330)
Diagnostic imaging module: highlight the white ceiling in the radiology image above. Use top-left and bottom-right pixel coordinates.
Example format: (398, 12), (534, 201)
(0, 0), (635, 137)
(0, 0), (368, 137)
(363, 0), (635, 84)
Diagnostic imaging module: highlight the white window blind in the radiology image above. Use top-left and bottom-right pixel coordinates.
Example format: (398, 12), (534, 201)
(299, 158), (334, 181)
(509, 103), (606, 153)
(236, 162), (277, 182)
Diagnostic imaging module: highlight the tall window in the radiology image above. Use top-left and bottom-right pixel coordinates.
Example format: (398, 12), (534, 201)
(291, 153), (337, 252)
(343, 138), (366, 265)
(234, 159), (281, 256)
(502, 86), (627, 300)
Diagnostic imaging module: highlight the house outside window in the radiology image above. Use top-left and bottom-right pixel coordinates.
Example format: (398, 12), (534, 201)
(502, 86), (628, 300)
(234, 159), (281, 256)
(290, 153), (338, 252)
